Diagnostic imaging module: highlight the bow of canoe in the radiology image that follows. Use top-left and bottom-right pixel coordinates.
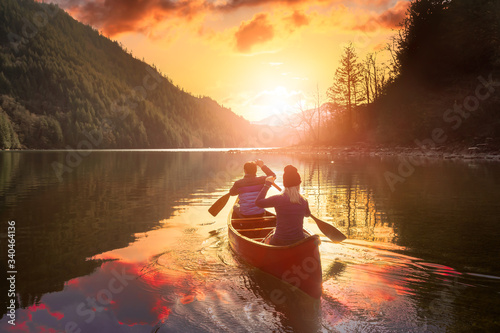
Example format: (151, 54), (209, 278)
(227, 206), (322, 299)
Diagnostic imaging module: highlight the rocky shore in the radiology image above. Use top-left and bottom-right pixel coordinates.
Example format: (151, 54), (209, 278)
(3, 143), (500, 162)
(239, 142), (500, 162)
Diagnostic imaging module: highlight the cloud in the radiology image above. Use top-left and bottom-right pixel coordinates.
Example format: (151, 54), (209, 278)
(50, 0), (409, 47)
(213, 0), (322, 12)
(52, 0), (208, 36)
(54, 0), (317, 37)
(286, 10), (310, 29)
(352, 1), (410, 32)
(212, 0), (396, 12)
(377, 1), (410, 28)
(234, 13), (274, 53)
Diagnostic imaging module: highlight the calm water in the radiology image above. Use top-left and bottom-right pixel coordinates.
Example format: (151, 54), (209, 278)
(1, 150), (500, 332)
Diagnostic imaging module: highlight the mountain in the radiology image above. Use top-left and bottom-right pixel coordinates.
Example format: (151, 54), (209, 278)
(0, 0), (259, 149)
(252, 103), (339, 145)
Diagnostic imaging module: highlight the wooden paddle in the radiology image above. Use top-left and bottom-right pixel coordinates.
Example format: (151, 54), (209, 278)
(208, 192), (230, 217)
(271, 183), (347, 243)
(309, 214), (347, 243)
(208, 182), (347, 243)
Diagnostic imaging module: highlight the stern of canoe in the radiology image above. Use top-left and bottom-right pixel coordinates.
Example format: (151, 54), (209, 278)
(228, 208), (322, 299)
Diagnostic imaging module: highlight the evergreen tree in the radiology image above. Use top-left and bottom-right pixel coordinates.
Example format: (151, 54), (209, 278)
(327, 43), (364, 133)
(0, 0), (260, 149)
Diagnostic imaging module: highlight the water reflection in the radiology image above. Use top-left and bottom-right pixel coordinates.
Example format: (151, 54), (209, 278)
(1, 151), (500, 332)
(296, 155), (500, 332)
(295, 158), (395, 244)
(320, 239), (500, 332)
(0, 151), (254, 316)
(293, 156), (500, 276)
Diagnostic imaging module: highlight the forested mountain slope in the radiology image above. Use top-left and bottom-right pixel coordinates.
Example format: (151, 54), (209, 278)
(0, 0), (258, 149)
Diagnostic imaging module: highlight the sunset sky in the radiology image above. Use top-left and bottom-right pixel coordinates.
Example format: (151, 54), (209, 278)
(49, 0), (410, 121)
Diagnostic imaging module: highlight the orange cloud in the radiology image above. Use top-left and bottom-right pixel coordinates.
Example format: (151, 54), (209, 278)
(214, 0), (323, 12)
(212, 0), (394, 11)
(287, 10), (310, 29)
(234, 13), (275, 53)
(55, 0), (318, 37)
(353, 1), (410, 32)
(51, 0), (409, 45)
(55, 0), (207, 36)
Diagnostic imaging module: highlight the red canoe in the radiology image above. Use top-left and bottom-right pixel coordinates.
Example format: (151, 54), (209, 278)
(227, 207), (322, 299)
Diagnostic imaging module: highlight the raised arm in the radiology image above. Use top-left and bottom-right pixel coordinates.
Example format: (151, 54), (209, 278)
(255, 177), (280, 208)
(256, 159), (276, 177)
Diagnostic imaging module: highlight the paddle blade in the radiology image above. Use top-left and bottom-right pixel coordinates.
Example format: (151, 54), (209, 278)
(310, 214), (347, 243)
(208, 193), (231, 217)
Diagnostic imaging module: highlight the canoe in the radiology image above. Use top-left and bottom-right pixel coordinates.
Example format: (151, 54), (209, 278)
(227, 206), (322, 299)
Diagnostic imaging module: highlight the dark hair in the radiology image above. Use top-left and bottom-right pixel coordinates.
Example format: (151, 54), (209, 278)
(244, 161), (257, 175)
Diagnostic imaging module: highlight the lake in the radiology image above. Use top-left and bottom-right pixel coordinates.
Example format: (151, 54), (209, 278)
(1, 150), (500, 332)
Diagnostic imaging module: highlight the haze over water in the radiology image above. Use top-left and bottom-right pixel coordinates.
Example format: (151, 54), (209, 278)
(1, 150), (500, 332)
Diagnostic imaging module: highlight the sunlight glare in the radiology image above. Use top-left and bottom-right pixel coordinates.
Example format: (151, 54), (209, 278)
(248, 85), (303, 121)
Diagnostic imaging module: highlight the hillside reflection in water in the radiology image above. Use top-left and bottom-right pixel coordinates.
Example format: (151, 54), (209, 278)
(0, 151), (499, 332)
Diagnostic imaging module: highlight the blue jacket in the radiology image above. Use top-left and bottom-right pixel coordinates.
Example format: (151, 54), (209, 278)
(229, 165), (275, 216)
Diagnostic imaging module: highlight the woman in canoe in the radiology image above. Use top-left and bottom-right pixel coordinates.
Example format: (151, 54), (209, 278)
(255, 165), (311, 246)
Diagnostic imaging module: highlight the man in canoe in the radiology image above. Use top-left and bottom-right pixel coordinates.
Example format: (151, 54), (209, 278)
(229, 159), (276, 218)
(255, 165), (311, 245)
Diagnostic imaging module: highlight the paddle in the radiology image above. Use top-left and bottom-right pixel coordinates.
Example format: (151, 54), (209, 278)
(208, 182), (280, 217)
(208, 192), (230, 217)
(208, 181), (347, 243)
(309, 214), (347, 243)
(271, 183), (347, 243)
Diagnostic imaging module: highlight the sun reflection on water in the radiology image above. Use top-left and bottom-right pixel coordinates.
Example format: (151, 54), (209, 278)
(2, 152), (500, 332)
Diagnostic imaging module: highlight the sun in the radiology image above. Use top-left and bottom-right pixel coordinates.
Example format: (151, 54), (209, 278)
(243, 85), (304, 122)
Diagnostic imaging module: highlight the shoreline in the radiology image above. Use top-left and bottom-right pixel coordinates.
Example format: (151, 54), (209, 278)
(3, 145), (500, 161)
(241, 144), (500, 162)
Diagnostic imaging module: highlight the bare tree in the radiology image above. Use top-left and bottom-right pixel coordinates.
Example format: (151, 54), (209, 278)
(315, 84), (325, 143)
(387, 38), (401, 79)
(363, 54), (373, 104)
(363, 51), (392, 105)
(284, 99), (310, 144)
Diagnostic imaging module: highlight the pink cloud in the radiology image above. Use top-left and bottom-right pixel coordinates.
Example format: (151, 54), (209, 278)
(50, 0), (408, 40)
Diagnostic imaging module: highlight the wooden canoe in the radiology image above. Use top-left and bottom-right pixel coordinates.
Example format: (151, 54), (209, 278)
(227, 206), (322, 299)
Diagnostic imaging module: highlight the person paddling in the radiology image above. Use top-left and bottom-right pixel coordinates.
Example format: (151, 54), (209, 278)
(229, 159), (275, 218)
(255, 165), (311, 245)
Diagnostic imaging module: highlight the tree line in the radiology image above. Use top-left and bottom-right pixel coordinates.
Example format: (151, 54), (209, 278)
(294, 0), (500, 147)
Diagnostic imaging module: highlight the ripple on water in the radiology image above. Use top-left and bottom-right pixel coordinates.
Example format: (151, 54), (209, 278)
(319, 239), (500, 332)
(133, 219), (500, 333)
